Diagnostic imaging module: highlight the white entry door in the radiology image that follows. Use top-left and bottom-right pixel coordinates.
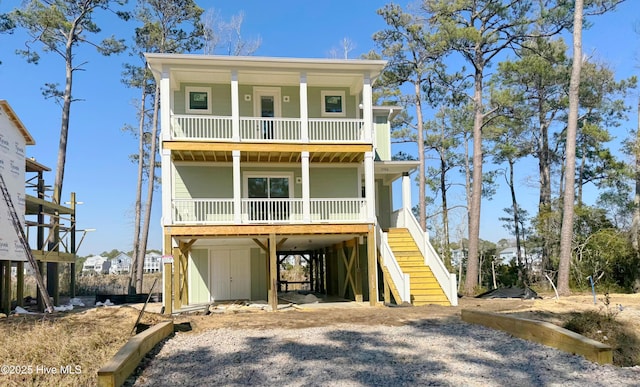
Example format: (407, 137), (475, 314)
(210, 249), (250, 301)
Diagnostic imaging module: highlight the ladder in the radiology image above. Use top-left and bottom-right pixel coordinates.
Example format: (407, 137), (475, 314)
(0, 172), (54, 313)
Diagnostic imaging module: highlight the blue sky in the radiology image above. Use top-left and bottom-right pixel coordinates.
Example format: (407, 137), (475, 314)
(0, 0), (638, 255)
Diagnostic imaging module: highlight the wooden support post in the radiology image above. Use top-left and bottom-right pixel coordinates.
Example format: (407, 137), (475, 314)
(268, 233), (278, 311)
(172, 247), (181, 312)
(162, 233), (172, 315)
(1, 261), (9, 314)
(16, 261), (24, 307)
(367, 227), (377, 306)
(163, 262), (172, 315)
(383, 276), (390, 305)
(36, 174), (45, 311)
(319, 250), (325, 294)
(354, 238), (363, 303)
(70, 192), (76, 298)
(309, 253), (314, 293)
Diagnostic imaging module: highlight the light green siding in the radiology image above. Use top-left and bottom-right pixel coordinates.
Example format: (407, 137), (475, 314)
(376, 180), (392, 230)
(190, 249), (209, 304)
(250, 248), (267, 300)
(310, 167), (359, 198)
(281, 86), (300, 117)
(174, 165), (233, 199)
(374, 114), (391, 161)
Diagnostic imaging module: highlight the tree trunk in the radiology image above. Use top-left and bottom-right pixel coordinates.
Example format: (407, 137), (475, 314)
(136, 84), (160, 293)
(632, 98), (640, 251)
(508, 158), (525, 285)
(128, 85), (148, 294)
(465, 66), (484, 295)
(440, 143), (452, 271)
(415, 81), (426, 231)
(558, 0), (584, 296)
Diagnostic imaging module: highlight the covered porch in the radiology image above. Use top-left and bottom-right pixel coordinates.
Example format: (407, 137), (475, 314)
(161, 223), (378, 315)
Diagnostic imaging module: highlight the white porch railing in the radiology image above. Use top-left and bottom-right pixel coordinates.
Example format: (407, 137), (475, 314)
(172, 198), (368, 224)
(172, 115), (232, 140)
(173, 199), (234, 224)
(310, 198), (366, 222)
(239, 118), (301, 141)
(309, 119), (364, 142)
(393, 208), (458, 306)
(241, 198), (303, 223)
(170, 115), (367, 143)
(376, 223), (411, 304)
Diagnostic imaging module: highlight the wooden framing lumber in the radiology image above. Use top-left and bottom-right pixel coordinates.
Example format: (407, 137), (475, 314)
(367, 226), (377, 306)
(268, 233), (278, 311)
(165, 223), (370, 237)
(97, 321), (174, 387)
(461, 309), (613, 364)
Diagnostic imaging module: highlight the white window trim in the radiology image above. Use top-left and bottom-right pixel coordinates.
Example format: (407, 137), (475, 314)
(243, 172), (294, 198)
(185, 86), (212, 114)
(321, 90), (346, 117)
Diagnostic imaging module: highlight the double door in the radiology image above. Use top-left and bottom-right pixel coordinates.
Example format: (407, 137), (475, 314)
(210, 249), (250, 301)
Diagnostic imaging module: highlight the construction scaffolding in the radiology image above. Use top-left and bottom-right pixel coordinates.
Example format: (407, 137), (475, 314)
(0, 158), (80, 314)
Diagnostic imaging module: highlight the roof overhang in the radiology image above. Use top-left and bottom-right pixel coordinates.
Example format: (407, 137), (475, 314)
(144, 53), (387, 95)
(373, 105), (402, 120)
(26, 157), (51, 173)
(0, 100), (35, 145)
(375, 160), (420, 184)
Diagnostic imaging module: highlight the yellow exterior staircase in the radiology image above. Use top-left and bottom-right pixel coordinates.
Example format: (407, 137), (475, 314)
(386, 228), (451, 306)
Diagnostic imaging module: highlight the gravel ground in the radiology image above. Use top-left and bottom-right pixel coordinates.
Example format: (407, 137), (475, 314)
(131, 318), (640, 386)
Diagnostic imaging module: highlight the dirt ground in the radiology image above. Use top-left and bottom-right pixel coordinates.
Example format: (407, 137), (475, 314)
(171, 293), (640, 336)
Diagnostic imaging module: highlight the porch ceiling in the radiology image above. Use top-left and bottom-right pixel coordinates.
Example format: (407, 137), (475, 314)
(171, 149), (364, 163)
(181, 234), (364, 252)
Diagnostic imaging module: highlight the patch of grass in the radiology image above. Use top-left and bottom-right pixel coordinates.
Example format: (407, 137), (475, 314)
(563, 295), (640, 367)
(0, 306), (160, 386)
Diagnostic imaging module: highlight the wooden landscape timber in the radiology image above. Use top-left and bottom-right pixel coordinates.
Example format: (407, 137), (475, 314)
(460, 309), (613, 364)
(97, 321), (174, 387)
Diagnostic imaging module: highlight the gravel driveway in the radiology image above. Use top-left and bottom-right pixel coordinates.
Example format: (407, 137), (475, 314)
(130, 317), (640, 386)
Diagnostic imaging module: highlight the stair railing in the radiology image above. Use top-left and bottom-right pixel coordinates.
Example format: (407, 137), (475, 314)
(394, 208), (458, 306)
(375, 223), (411, 303)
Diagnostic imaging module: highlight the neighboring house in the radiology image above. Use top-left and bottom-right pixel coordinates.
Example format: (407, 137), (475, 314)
(82, 255), (110, 275)
(143, 253), (162, 273)
(146, 54), (457, 313)
(109, 252), (132, 274)
(498, 246), (542, 276)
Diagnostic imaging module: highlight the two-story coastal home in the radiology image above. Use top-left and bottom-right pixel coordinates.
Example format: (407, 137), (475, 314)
(145, 54), (457, 314)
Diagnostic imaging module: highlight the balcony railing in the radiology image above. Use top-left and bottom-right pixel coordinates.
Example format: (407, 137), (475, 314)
(170, 114), (367, 143)
(240, 118), (301, 142)
(172, 198), (368, 224)
(172, 115), (232, 140)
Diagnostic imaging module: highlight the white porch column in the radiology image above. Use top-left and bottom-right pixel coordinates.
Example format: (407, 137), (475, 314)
(160, 66), (171, 142)
(161, 149), (172, 226)
(233, 150), (241, 223)
(364, 151), (375, 222)
(300, 73), (309, 142)
(231, 70), (240, 141)
(402, 172), (412, 213)
(301, 151), (310, 222)
(363, 73), (373, 143)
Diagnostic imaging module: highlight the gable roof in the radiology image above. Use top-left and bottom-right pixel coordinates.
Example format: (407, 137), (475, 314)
(0, 100), (35, 145)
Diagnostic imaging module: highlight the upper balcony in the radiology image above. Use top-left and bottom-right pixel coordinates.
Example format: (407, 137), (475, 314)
(146, 54), (386, 147)
(171, 115), (366, 143)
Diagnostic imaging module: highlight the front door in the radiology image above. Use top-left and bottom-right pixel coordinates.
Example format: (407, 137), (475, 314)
(253, 87), (281, 139)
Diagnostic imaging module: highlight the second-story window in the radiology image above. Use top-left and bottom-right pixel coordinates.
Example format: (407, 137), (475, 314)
(321, 90), (346, 117)
(185, 86), (212, 114)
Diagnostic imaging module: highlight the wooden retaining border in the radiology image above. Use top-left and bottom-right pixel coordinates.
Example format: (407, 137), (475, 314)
(461, 309), (612, 364)
(97, 321), (174, 387)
